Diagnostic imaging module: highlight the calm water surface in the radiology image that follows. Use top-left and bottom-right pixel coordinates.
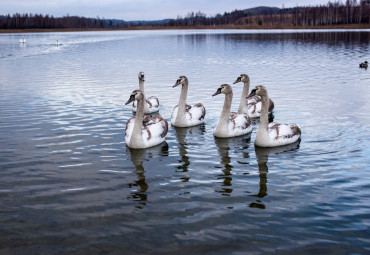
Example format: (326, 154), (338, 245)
(0, 29), (369, 254)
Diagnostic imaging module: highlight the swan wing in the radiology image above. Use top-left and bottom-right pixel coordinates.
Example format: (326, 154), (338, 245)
(124, 117), (135, 145)
(172, 103), (205, 127)
(247, 96), (274, 116)
(188, 103), (206, 122)
(268, 122), (301, 144)
(147, 96), (159, 109)
(228, 112), (252, 136)
(133, 97), (159, 113)
(171, 105), (179, 124)
(247, 96), (262, 117)
(142, 115), (168, 147)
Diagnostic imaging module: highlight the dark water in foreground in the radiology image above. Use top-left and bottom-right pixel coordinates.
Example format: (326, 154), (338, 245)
(0, 29), (369, 254)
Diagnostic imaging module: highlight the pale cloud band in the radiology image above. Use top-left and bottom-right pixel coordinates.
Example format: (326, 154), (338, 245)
(0, 0), (333, 20)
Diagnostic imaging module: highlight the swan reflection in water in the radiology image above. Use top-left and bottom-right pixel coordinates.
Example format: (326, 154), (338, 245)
(214, 134), (252, 196)
(173, 124), (206, 182)
(126, 142), (169, 209)
(249, 140), (301, 209)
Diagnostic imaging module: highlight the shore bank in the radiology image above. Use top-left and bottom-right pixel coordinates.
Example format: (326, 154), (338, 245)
(1, 24), (369, 33)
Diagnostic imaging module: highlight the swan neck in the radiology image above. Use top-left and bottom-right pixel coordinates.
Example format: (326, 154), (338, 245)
(238, 80), (249, 113)
(219, 92), (232, 125)
(132, 97), (144, 141)
(176, 83), (188, 121)
(259, 93), (270, 132)
(139, 80), (144, 94)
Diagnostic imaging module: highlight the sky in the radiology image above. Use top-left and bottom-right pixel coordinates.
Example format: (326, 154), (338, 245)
(1, 0), (333, 21)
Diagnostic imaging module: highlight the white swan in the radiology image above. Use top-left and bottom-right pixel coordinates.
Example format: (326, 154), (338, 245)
(19, 38), (26, 43)
(233, 74), (274, 118)
(248, 85), (301, 147)
(125, 90), (168, 149)
(132, 72), (159, 114)
(212, 84), (252, 138)
(171, 76), (206, 127)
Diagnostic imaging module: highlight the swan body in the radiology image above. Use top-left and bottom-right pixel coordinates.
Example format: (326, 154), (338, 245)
(233, 74), (274, 118)
(359, 61), (368, 68)
(19, 38), (26, 43)
(132, 72), (159, 114)
(248, 85), (301, 147)
(212, 84), (252, 138)
(171, 76), (206, 127)
(125, 90), (168, 149)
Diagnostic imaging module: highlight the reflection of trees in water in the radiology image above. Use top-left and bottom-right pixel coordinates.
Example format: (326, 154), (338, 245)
(249, 141), (301, 210)
(214, 134), (251, 196)
(174, 124), (205, 183)
(126, 143), (169, 209)
(221, 32), (370, 47)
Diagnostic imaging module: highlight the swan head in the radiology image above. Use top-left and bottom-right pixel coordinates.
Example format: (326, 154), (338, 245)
(138, 72), (145, 82)
(248, 85), (267, 98)
(212, 84), (232, 97)
(173, 75), (188, 88)
(125, 90), (144, 105)
(233, 74), (249, 84)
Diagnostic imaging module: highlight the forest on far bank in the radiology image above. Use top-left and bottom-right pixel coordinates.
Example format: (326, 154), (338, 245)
(1, 0), (369, 30)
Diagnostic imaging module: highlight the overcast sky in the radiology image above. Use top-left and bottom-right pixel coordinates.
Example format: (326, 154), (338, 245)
(1, 0), (332, 20)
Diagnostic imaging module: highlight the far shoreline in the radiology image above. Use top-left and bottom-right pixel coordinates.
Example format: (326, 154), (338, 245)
(1, 24), (370, 33)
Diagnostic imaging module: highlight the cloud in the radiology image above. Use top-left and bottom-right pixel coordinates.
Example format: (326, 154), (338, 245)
(0, 0), (332, 20)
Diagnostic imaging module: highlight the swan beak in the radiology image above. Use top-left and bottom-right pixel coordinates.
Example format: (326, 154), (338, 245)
(173, 79), (181, 88)
(233, 77), (241, 84)
(212, 88), (222, 97)
(125, 94), (136, 105)
(247, 89), (257, 98)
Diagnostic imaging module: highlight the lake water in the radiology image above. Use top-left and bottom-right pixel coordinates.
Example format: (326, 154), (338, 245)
(0, 29), (369, 254)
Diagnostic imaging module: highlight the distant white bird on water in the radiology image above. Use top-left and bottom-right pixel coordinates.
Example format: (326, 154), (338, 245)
(19, 38), (26, 43)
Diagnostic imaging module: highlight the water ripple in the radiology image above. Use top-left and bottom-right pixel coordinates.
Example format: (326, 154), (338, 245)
(0, 29), (369, 254)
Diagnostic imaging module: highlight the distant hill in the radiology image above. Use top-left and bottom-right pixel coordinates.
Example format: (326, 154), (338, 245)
(243, 6), (282, 16)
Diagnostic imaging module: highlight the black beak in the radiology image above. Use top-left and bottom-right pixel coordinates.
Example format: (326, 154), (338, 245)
(233, 77), (241, 84)
(173, 79), (181, 88)
(212, 88), (222, 97)
(125, 94), (136, 105)
(247, 89), (257, 98)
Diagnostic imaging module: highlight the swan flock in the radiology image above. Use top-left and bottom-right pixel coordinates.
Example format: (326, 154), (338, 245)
(125, 72), (301, 149)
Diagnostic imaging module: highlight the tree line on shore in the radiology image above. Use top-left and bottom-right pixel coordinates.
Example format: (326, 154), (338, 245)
(1, 0), (369, 30)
